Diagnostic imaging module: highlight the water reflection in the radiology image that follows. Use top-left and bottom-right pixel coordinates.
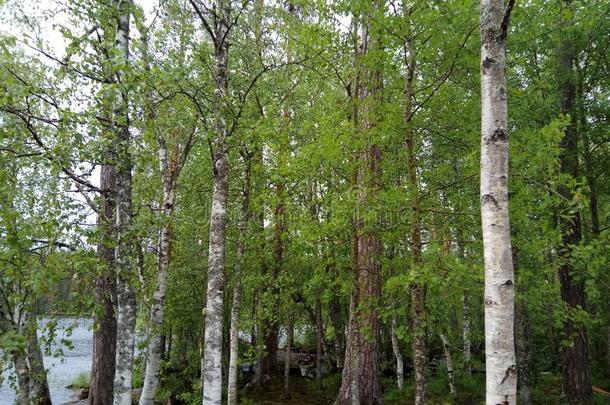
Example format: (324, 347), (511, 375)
(0, 317), (93, 405)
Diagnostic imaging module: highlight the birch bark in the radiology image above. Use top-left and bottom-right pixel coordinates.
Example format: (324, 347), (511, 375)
(200, 1), (231, 403)
(139, 109), (194, 405)
(390, 313), (404, 390)
(112, 4), (136, 404)
(227, 157), (251, 405)
(440, 333), (456, 398)
(479, 1), (517, 403)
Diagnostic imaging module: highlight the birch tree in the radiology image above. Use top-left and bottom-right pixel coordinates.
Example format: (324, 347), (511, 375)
(112, 2), (137, 404)
(227, 152), (252, 405)
(139, 114), (195, 404)
(479, 0), (517, 403)
(188, 0), (232, 403)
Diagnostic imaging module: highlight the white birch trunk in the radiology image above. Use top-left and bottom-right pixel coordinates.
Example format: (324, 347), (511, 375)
(112, 7), (136, 405)
(201, 2), (231, 403)
(227, 163), (251, 405)
(440, 333), (456, 397)
(13, 349), (30, 405)
(463, 293), (472, 375)
(390, 313), (404, 390)
(480, 1), (517, 403)
(139, 190), (175, 405)
(202, 151), (229, 405)
(226, 277), (241, 405)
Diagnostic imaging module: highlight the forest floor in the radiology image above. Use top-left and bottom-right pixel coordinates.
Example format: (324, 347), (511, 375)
(241, 372), (610, 404)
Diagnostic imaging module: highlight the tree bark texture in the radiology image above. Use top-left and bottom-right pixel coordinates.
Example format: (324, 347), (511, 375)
(90, 162), (117, 405)
(337, 8), (383, 404)
(201, 1), (231, 403)
(404, 33), (427, 405)
(390, 313), (404, 390)
(556, 1), (592, 403)
(25, 317), (52, 405)
(112, 5), (136, 405)
(227, 159), (251, 405)
(479, 1), (517, 403)
(440, 333), (456, 398)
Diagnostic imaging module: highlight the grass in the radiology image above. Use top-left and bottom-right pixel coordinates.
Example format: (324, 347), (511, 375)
(69, 372), (90, 389)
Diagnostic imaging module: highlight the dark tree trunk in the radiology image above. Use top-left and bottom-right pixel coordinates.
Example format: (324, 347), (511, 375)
(89, 162), (117, 405)
(557, 1), (592, 403)
(404, 32), (427, 405)
(337, 7), (383, 403)
(516, 299), (532, 405)
(25, 317), (52, 405)
(315, 290), (324, 379)
(330, 296), (345, 369)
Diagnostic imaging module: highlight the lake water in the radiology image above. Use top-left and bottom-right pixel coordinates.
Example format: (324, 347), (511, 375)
(0, 317), (93, 405)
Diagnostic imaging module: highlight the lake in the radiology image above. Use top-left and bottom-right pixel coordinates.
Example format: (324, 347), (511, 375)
(0, 317), (93, 405)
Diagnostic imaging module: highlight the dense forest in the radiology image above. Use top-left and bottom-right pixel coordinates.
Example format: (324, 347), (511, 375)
(0, 0), (609, 404)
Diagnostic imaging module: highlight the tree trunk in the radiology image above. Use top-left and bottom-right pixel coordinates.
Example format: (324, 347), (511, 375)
(403, 33), (427, 405)
(440, 333), (456, 398)
(390, 313), (404, 390)
(516, 300), (532, 405)
(315, 290), (324, 379)
(25, 317), (52, 405)
(227, 159), (251, 405)
(112, 6), (136, 405)
(337, 294), (360, 405)
(283, 316), (293, 398)
(330, 297), (345, 369)
(463, 294), (472, 375)
(337, 9), (383, 404)
(90, 163), (117, 405)
(201, 3), (231, 403)
(479, 1), (517, 403)
(556, 1), (592, 403)
(139, 189), (176, 405)
(458, 239), (471, 376)
(13, 348), (30, 405)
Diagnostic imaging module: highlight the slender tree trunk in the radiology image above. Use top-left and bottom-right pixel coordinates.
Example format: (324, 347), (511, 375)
(479, 1), (517, 403)
(337, 294), (360, 405)
(25, 317), (52, 405)
(13, 348), (30, 405)
(139, 189), (176, 405)
(227, 159), (251, 405)
(330, 297), (345, 369)
(390, 313), (404, 390)
(90, 158), (118, 405)
(283, 316), (293, 398)
(556, 2), (592, 403)
(440, 333), (456, 398)
(201, 2), (231, 403)
(140, 127), (193, 405)
(112, 5), (136, 405)
(315, 291), (324, 379)
(577, 84), (599, 238)
(404, 34), (427, 405)
(457, 239), (471, 376)
(516, 300), (532, 405)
